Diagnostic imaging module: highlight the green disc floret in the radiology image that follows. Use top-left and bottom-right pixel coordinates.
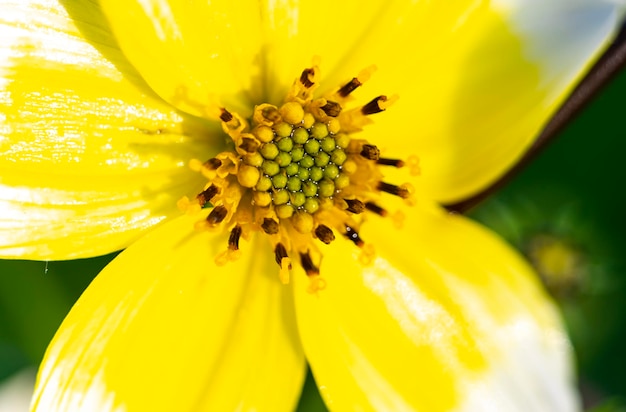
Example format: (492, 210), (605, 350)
(256, 175), (272, 191)
(274, 122), (293, 138)
(277, 137), (294, 152)
(262, 160), (280, 176)
(287, 176), (302, 192)
(321, 137), (336, 153)
(275, 152), (292, 167)
(245, 151), (264, 167)
(318, 179), (335, 197)
(310, 166), (323, 182)
(292, 127), (309, 144)
(260, 143), (279, 159)
(304, 198), (320, 214)
(302, 181), (318, 197)
(275, 204), (294, 219)
(314, 152), (330, 167)
(304, 139), (320, 155)
(298, 167), (310, 181)
(311, 122), (328, 139)
(272, 173), (287, 189)
(330, 149), (346, 165)
(273, 189), (290, 205)
(242, 99), (362, 220)
(300, 155), (314, 169)
(285, 162), (299, 175)
(290, 147), (305, 162)
(291, 192), (306, 207)
(323, 164), (340, 180)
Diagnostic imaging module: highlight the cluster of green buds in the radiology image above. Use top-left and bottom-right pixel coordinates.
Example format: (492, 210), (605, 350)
(242, 102), (352, 223)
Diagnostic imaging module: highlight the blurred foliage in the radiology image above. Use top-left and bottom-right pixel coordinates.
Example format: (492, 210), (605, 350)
(471, 67), (626, 407)
(0, 255), (116, 381)
(588, 399), (626, 412)
(1, 65), (625, 412)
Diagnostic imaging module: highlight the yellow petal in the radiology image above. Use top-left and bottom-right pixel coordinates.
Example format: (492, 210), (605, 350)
(99, 0), (265, 118)
(31, 212), (305, 412)
(313, 1), (624, 203)
(293, 204), (578, 411)
(99, 0), (623, 203)
(100, 0), (406, 114)
(0, 0), (219, 259)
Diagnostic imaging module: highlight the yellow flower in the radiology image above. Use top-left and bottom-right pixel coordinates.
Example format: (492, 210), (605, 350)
(1, 0), (624, 410)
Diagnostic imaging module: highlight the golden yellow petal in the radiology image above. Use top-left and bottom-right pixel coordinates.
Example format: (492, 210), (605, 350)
(0, 0), (220, 259)
(293, 204), (578, 411)
(99, 0), (265, 118)
(31, 212), (305, 412)
(307, 1), (623, 203)
(253, 0), (399, 105)
(101, 1), (623, 202)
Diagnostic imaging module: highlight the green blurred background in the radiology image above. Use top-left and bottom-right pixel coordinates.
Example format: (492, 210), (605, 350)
(1, 68), (626, 411)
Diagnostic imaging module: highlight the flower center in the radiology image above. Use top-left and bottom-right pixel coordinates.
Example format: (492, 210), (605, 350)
(179, 64), (419, 291)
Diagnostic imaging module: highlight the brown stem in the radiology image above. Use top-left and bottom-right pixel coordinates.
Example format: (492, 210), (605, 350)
(446, 23), (626, 214)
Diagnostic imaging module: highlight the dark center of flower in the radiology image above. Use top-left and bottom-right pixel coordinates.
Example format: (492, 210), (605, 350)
(179, 64), (419, 292)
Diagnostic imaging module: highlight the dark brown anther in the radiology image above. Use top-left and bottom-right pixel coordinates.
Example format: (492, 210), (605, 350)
(361, 95), (388, 115)
(377, 181), (410, 198)
(205, 158), (222, 170)
(365, 202), (388, 217)
(377, 158), (405, 168)
(228, 225), (242, 250)
(239, 137), (259, 153)
(219, 108), (233, 122)
(345, 225), (364, 247)
(338, 77), (362, 97)
(360, 144), (380, 160)
(207, 205), (228, 224)
(196, 184), (219, 207)
(314, 225), (335, 244)
(299, 251), (320, 276)
(261, 218), (279, 235)
(344, 198), (365, 214)
(320, 101), (342, 117)
(300, 68), (315, 88)
(262, 106), (281, 123)
(274, 243), (292, 269)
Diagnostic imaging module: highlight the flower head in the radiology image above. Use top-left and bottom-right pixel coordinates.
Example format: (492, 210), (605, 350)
(1, 0), (625, 410)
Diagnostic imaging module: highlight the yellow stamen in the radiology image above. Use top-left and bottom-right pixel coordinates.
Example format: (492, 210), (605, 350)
(278, 257), (292, 284)
(406, 154), (421, 176)
(307, 275), (327, 294)
(215, 248), (241, 266)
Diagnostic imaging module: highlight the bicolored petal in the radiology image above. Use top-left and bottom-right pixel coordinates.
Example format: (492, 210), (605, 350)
(313, 0), (626, 204)
(293, 204), (578, 411)
(100, 0), (624, 204)
(0, 0), (220, 259)
(32, 211), (305, 412)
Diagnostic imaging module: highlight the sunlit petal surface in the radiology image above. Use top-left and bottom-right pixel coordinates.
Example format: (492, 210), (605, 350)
(323, 0), (625, 204)
(99, 0), (266, 118)
(100, 0), (625, 204)
(0, 0), (220, 259)
(294, 204), (577, 411)
(31, 211), (305, 412)
(13, 0), (615, 410)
